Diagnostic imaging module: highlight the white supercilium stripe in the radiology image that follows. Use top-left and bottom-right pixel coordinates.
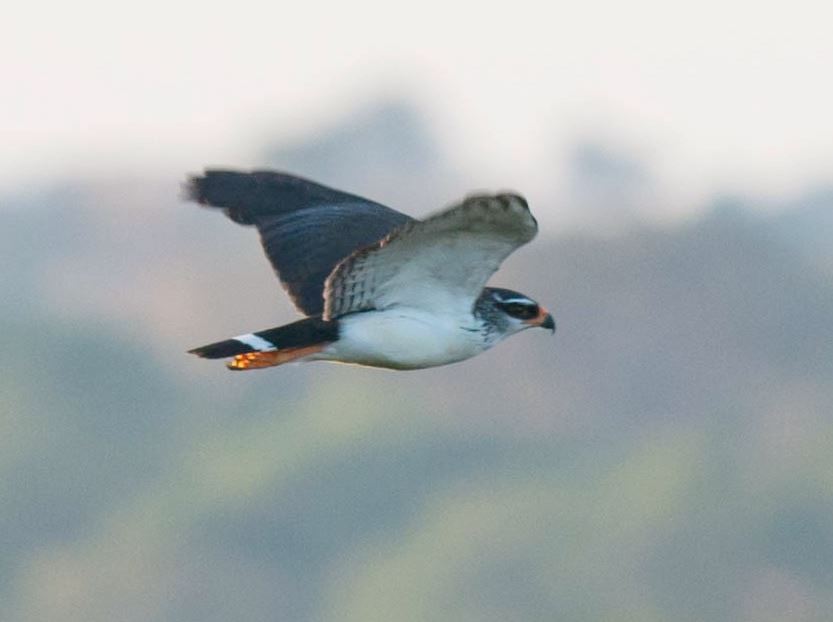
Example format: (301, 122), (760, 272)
(234, 333), (277, 351)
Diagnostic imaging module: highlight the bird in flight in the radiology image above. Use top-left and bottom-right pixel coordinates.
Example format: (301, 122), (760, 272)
(186, 170), (554, 371)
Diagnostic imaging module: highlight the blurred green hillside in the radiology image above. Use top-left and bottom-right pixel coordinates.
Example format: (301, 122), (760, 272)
(2, 104), (832, 621)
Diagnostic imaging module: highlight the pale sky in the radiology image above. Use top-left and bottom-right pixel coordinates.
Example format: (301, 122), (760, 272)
(4, 0), (833, 209)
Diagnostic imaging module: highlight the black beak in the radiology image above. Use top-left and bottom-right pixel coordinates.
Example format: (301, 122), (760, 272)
(541, 313), (556, 334)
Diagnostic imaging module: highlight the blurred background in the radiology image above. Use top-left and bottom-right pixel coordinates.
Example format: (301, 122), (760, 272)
(3, 1), (833, 620)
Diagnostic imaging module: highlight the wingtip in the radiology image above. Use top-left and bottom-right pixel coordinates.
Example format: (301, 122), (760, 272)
(497, 192), (528, 210)
(186, 169), (227, 204)
(461, 192), (529, 211)
(182, 173), (205, 205)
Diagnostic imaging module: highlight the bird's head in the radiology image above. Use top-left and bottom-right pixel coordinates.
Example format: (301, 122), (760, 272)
(478, 287), (555, 339)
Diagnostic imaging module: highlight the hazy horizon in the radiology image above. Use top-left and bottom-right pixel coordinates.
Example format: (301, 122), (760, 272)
(5, 0), (833, 208)
(4, 6), (833, 620)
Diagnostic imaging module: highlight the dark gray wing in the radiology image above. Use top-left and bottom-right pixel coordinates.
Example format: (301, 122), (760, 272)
(187, 169), (412, 315)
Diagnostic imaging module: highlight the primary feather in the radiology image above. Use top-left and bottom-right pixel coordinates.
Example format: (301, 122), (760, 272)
(187, 170), (411, 315)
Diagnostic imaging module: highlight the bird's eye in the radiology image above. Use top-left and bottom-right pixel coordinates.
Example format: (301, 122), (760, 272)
(504, 303), (538, 319)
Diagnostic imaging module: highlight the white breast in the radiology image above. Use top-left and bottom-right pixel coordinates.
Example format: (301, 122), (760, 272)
(320, 308), (487, 370)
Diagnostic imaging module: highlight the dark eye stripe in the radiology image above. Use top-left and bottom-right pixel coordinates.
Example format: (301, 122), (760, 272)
(498, 301), (539, 319)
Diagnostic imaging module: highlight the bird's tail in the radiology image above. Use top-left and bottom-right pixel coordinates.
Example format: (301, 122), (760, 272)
(188, 317), (338, 371)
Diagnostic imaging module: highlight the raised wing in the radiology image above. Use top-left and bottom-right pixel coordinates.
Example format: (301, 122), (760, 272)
(187, 170), (412, 315)
(323, 193), (537, 320)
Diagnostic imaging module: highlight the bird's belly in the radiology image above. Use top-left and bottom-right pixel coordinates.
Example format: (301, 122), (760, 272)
(324, 310), (484, 370)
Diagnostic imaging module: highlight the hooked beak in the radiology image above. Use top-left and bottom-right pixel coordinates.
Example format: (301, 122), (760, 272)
(525, 306), (556, 334)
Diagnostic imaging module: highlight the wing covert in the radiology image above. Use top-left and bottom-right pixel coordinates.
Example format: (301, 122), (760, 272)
(323, 193), (537, 320)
